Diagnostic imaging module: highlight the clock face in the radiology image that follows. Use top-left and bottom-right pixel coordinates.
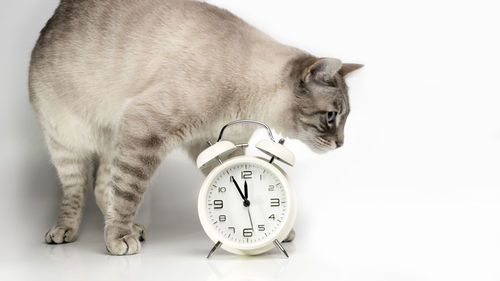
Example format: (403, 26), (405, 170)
(200, 158), (291, 249)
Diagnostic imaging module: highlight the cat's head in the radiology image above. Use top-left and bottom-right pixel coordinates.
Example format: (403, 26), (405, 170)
(289, 57), (363, 153)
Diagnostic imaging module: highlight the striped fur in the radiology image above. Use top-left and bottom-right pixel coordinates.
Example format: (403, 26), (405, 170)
(44, 137), (89, 244)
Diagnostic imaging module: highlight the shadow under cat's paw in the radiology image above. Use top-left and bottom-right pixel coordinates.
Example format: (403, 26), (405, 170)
(133, 223), (146, 242)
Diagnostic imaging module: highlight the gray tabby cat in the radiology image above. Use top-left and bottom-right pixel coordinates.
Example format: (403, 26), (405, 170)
(29, 0), (362, 255)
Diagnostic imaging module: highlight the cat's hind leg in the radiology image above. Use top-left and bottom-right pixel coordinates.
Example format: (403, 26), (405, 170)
(44, 137), (91, 244)
(94, 154), (111, 217)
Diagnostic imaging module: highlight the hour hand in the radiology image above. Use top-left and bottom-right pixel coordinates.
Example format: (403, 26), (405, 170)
(243, 181), (250, 207)
(244, 180), (248, 200)
(230, 176), (246, 201)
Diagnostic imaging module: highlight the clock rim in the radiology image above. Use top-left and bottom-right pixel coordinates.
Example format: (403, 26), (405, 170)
(198, 155), (297, 255)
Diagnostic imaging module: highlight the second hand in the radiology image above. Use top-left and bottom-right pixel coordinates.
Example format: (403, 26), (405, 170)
(244, 180), (254, 230)
(247, 208), (254, 230)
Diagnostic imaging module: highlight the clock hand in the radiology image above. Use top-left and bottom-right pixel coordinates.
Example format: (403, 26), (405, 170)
(230, 176), (246, 201)
(243, 180), (250, 207)
(247, 208), (254, 230)
(244, 180), (248, 200)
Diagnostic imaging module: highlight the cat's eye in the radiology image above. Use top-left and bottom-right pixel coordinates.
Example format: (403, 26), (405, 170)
(327, 111), (337, 124)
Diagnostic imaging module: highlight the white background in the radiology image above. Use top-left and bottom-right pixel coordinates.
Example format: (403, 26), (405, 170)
(1, 0), (499, 280)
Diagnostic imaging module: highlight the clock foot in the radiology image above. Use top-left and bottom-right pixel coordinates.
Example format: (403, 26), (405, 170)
(206, 241), (222, 259)
(273, 239), (289, 258)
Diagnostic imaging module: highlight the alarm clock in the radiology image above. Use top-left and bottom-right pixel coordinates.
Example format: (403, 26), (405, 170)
(197, 120), (297, 258)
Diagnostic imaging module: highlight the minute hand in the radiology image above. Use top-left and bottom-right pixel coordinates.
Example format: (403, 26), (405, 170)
(230, 176), (246, 201)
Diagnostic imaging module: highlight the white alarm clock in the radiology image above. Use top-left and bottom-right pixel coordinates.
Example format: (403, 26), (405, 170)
(197, 120), (297, 258)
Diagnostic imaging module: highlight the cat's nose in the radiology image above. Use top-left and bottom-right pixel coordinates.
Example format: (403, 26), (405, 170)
(335, 140), (343, 147)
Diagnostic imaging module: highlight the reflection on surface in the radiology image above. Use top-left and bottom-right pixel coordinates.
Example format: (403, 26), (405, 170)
(206, 252), (290, 281)
(43, 241), (144, 272)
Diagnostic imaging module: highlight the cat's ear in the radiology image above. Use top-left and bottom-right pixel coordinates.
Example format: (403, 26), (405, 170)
(339, 63), (364, 77)
(303, 58), (342, 85)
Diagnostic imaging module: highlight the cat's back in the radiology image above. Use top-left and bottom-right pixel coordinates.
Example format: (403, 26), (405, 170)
(31, 0), (259, 73)
(30, 0), (269, 106)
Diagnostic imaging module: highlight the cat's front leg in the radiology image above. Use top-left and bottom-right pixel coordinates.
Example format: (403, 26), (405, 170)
(95, 153), (146, 245)
(105, 143), (164, 255)
(104, 111), (168, 255)
(283, 229), (295, 242)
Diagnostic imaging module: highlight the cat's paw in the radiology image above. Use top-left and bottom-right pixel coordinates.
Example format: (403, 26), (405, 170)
(132, 223), (146, 242)
(45, 225), (78, 244)
(282, 229), (295, 243)
(106, 233), (141, 255)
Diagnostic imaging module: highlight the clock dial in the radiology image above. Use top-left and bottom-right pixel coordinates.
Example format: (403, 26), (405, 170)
(205, 162), (288, 246)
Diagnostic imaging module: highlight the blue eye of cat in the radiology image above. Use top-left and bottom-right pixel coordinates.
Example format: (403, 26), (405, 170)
(327, 111), (336, 123)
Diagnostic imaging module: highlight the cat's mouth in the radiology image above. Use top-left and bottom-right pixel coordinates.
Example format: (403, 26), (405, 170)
(310, 141), (338, 154)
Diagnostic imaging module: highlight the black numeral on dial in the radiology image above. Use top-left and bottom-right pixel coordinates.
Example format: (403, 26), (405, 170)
(243, 228), (253, 237)
(258, 225), (265, 231)
(241, 171), (252, 179)
(214, 200), (223, 209)
(219, 215), (226, 222)
(270, 198), (280, 207)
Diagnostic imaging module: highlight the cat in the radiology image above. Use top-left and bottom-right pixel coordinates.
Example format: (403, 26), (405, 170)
(29, 0), (362, 255)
